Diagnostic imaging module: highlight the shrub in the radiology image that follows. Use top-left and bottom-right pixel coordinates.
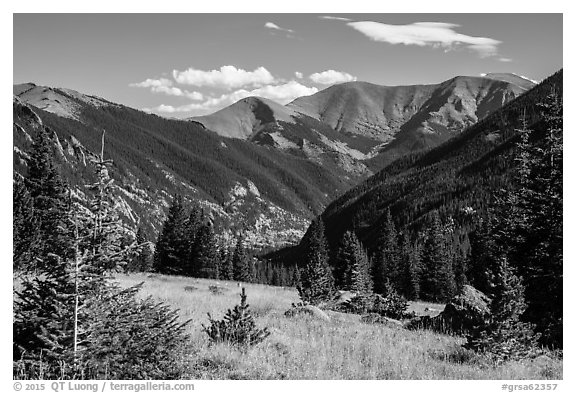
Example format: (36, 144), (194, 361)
(202, 288), (270, 348)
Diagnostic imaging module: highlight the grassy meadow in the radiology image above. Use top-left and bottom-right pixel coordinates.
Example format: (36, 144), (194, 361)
(112, 273), (562, 380)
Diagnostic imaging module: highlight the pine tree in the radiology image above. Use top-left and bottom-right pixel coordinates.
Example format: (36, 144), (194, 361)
(292, 266), (301, 288)
(153, 195), (188, 275)
(335, 231), (372, 293)
(219, 246), (234, 281)
(372, 209), (400, 294)
(513, 93), (563, 347)
(127, 227), (152, 272)
(420, 211), (456, 302)
(24, 127), (68, 267)
(232, 236), (252, 282)
(398, 230), (421, 300)
(194, 224), (219, 279)
(465, 257), (540, 363)
(297, 218), (336, 304)
(14, 130), (191, 379)
(202, 288), (270, 348)
(13, 176), (38, 270)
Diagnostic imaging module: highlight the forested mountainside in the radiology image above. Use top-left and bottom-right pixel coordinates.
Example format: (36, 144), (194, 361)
(13, 85), (359, 249)
(269, 69), (561, 267)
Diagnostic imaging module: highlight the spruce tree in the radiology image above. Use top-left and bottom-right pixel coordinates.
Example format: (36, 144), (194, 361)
(194, 224), (219, 279)
(232, 236), (252, 282)
(202, 288), (270, 347)
(24, 127), (68, 267)
(13, 176), (38, 270)
(335, 231), (372, 293)
(153, 195), (188, 275)
(127, 227), (152, 272)
(421, 211), (456, 302)
(514, 93), (563, 347)
(218, 246), (234, 281)
(465, 257), (540, 363)
(372, 209), (400, 294)
(399, 231), (421, 300)
(14, 130), (191, 379)
(297, 218), (336, 304)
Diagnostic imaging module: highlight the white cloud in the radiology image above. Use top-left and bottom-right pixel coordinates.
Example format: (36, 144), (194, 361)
(265, 22), (294, 34)
(498, 57), (513, 62)
(294, 71), (303, 79)
(148, 81), (318, 115)
(130, 78), (203, 100)
(320, 16), (353, 22)
(347, 21), (501, 58)
(309, 70), (357, 85)
(172, 65), (276, 90)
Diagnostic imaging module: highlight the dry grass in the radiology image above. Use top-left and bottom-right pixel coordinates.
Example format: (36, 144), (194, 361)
(113, 273), (562, 380)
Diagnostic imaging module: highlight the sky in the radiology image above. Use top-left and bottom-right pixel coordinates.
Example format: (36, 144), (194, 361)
(13, 13), (563, 118)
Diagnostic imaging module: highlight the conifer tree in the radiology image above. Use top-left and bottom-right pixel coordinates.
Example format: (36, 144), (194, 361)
(372, 209), (400, 294)
(14, 130), (191, 379)
(219, 246), (234, 281)
(399, 231), (421, 300)
(194, 223), (219, 279)
(421, 211), (456, 302)
(13, 176), (38, 270)
(127, 227), (152, 272)
(153, 195), (188, 275)
(297, 218), (336, 304)
(335, 231), (372, 293)
(24, 127), (68, 267)
(202, 288), (270, 347)
(465, 257), (540, 363)
(232, 236), (252, 282)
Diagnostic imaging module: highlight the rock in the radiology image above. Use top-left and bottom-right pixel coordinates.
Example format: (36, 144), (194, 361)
(284, 305), (331, 322)
(441, 285), (491, 334)
(361, 313), (403, 328)
(336, 290), (357, 304)
(405, 285), (491, 335)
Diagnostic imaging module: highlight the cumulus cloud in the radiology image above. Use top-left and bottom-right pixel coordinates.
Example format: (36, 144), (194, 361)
(309, 70), (357, 85)
(320, 16), (353, 22)
(172, 65), (276, 90)
(294, 71), (303, 79)
(148, 81), (318, 115)
(347, 21), (501, 57)
(130, 78), (203, 100)
(265, 22), (294, 34)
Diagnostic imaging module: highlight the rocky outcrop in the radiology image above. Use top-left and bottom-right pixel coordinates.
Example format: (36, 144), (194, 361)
(284, 305), (331, 322)
(405, 285), (491, 335)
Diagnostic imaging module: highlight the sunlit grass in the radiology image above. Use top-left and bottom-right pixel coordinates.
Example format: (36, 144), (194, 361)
(113, 273), (562, 380)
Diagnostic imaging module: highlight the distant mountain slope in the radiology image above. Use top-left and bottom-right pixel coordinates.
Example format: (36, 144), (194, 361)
(288, 75), (533, 168)
(13, 84), (360, 249)
(268, 69), (561, 265)
(191, 96), (300, 139)
(191, 96), (379, 178)
(190, 75), (532, 175)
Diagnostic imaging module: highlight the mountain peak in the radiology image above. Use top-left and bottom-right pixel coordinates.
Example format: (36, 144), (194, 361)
(189, 96), (298, 139)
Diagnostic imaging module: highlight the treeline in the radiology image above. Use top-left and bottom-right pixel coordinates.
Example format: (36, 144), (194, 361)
(151, 195), (300, 286)
(294, 208), (464, 304)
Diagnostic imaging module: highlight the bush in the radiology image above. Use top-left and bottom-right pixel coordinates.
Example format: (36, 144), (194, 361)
(202, 288), (270, 348)
(14, 284), (192, 379)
